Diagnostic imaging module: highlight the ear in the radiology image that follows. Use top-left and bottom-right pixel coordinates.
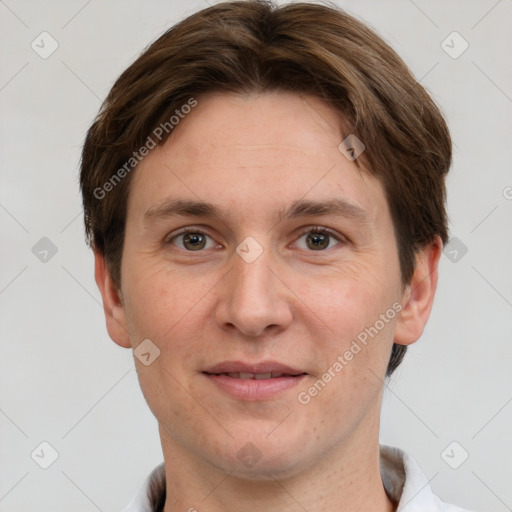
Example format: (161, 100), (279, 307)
(94, 249), (132, 349)
(394, 235), (442, 346)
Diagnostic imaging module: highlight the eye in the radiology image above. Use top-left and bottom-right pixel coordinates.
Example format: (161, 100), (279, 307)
(294, 227), (343, 251)
(167, 228), (218, 251)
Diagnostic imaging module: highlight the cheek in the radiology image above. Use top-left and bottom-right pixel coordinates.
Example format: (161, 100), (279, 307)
(296, 260), (398, 400)
(122, 263), (210, 426)
(298, 260), (395, 339)
(121, 254), (217, 341)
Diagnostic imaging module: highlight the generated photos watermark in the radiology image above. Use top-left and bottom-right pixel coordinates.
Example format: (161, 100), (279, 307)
(93, 97), (198, 200)
(297, 301), (403, 405)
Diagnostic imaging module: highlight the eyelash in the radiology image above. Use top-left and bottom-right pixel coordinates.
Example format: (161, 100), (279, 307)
(166, 225), (345, 251)
(296, 226), (343, 249)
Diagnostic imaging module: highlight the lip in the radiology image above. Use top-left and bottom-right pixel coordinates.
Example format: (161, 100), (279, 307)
(205, 360), (304, 375)
(203, 360), (307, 401)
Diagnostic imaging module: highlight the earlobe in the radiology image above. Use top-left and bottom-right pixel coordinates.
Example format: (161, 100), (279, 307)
(394, 236), (442, 346)
(94, 250), (132, 349)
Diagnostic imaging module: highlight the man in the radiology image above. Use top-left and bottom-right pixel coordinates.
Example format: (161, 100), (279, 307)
(80, 1), (472, 510)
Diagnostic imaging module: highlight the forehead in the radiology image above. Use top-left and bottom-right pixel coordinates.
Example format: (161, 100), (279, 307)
(162, 91), (346, 167)
(127, 91), (389, 227)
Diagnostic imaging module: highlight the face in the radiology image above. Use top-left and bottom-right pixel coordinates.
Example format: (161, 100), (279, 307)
(97, 91), (439, 479)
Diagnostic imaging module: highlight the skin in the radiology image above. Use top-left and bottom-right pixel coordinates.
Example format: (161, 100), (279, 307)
(95, 91), (441, 512)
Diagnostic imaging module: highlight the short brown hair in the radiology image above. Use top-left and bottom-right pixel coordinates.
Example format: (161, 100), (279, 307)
(80, 0), (451, 376)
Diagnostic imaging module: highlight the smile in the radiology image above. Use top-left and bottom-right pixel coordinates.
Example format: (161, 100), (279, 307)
(202, 361), (307, 401)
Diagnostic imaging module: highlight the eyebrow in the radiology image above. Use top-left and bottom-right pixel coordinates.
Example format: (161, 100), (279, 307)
(143, 197), (370, 226)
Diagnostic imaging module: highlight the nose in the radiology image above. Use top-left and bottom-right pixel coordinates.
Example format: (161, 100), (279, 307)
(214, 242), (293, 338)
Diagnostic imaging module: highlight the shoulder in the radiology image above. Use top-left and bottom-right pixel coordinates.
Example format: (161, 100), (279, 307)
(122, 463), (166, 512)
(380, 445), (474, 512)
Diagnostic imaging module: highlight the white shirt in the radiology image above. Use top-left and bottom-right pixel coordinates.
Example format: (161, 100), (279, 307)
(122, 445), (472, 512)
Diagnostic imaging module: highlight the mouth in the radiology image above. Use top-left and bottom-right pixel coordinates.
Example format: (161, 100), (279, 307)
(202, 361), (307, 401)
(205, 372), (306, 380)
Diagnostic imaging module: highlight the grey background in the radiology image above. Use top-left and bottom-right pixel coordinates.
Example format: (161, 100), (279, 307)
(1, 0), (511, 510)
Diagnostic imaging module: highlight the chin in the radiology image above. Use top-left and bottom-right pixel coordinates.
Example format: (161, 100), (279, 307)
(209, 438), (313, 481)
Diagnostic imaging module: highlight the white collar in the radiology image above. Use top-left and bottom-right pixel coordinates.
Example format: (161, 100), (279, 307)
(122, 445), (471, 512)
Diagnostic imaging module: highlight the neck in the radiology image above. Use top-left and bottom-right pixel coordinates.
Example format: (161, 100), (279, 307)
(160, 424), (396, 512)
